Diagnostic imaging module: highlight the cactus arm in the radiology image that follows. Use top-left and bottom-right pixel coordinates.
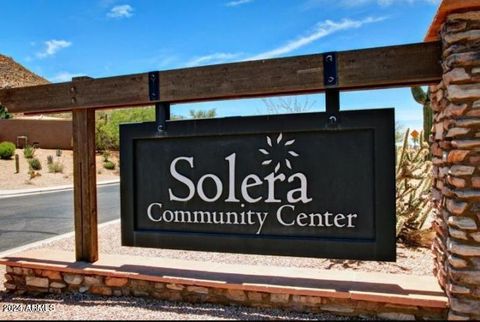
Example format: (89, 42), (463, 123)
(411, 87), (427, 105)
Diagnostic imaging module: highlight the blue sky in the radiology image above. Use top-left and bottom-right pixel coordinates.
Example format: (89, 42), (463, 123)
(0, 0), (440, 130)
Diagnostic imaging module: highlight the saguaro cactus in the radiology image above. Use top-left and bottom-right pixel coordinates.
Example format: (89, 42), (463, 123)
(411, 87), (433, 142)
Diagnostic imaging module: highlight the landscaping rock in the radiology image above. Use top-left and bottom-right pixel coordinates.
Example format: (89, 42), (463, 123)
(37, 270), (62, 281)
(226, 289), (246, 302)
(449, 227), (468, 240)
(89, 285), (112, 296)
(448, 150), (470, 163)
(448, 216), (477, 230)
(377, 312), (416, 320)
(25, 276), (48, 288)
(270, 293), (290, 304)
(446, 199), (469, 215)
(84, 275), (103, 286)
(186, 286), (209, 294)
(448, 239), (480, 256)
(50, 282), (67, 289)
(105, 277), (128, 287)
(449, 165), (476, 176)
(443, 68), (470, 84)
(247, 291), (264, 302)
(166, 283), (184, 291)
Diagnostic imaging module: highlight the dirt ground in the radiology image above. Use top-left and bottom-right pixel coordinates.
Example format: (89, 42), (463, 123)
(0, 149), (119, 190)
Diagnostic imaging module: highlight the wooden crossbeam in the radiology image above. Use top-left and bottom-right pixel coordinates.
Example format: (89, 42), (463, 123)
(0, 42), (442, 114)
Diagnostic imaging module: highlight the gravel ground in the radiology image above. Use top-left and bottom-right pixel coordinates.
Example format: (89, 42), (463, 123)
(0, 292), (374, 320)
(0, 149), (119, 190)
(35, 222), (434, 275)
(0, 221), (432, 320)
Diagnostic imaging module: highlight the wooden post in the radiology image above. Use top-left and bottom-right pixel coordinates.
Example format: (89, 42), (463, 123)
(72, 109), (98, 262)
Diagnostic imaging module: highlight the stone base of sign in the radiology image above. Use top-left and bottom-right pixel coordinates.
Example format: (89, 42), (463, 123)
(1, 249), (447, 319)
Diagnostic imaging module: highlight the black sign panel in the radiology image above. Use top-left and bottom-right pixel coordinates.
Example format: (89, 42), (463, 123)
(120, 109), (396, 261)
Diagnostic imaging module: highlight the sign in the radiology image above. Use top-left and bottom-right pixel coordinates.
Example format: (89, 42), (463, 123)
(120, 109), (396, 261)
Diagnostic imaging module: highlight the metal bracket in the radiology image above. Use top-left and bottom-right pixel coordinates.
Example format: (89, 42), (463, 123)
(149, 71), (159, 101)
(323, 52), (340, 127)
(155, 102), (170, 134)
(325, 89), (340, 127)
(323, 52), (337, 87)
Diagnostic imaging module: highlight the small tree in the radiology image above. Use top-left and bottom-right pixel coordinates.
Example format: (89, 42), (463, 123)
(262, 97), (315, 114)
(189, 109), (217, 119)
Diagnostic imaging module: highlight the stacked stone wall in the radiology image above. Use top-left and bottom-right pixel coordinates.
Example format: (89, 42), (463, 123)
(3, 266), (446, 320)
(430, 10), (480, 320)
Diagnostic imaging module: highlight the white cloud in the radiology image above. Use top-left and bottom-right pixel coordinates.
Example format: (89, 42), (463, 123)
(185, 16), (384, 66)
(247, 16), (386, 61)
(304, 0), (438, 9)
(107, 4), (133, 18)
(226, 0), (254, 7)
(36, 40), (72, 59)
(49, 72), (86, 83)
(186, 53), (242, 66)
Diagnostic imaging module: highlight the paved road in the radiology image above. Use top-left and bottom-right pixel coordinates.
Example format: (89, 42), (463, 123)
(0, 184), (120, 253)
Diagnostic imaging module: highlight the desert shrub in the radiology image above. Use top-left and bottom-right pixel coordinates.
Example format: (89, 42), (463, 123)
(48, 161), (64, 173)
(0, 141), (16, 160)
(0, 105), (12, 119)
(23, 145), (35, 159)
(29, 158), (42, 170)
(47, 155), (54, 165)
(102, 150), (111, 162)
(103, 161), (116, 170)
(188, 109), (217, 119)
(56, 149), (62, 157)
(95, 107), (208, 151)
(96, 108), (155, 151)
(396, 129), (433, 247)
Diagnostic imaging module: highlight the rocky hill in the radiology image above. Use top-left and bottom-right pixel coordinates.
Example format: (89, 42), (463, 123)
(0, 54), (49, 89)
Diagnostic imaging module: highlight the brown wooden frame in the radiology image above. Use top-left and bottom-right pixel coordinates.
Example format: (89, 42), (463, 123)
(0, 42), (441, 114)
(0, 41), (443, 262)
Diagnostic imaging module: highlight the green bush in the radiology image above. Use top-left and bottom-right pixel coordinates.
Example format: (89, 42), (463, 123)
(48, 161), (64, 173)
(96, 108), (156, 151)
(47, 155), (53, 165)
(23, 145), (35, 159)
(95, 107), (212, 151)
(103, 161), (116, 170)
(29, 158), (42, 170)
(102, 150), (111, 162)
(0, 141), (16, 160)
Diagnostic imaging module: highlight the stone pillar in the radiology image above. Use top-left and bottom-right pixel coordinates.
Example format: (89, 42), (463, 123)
(430, 10), (480, 320)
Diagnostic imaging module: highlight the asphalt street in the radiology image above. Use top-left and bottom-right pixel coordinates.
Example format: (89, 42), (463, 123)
(0, 183), (120, 253)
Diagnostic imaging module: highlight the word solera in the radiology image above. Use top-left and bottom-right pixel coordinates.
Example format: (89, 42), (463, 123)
(168, 154), (312, 203)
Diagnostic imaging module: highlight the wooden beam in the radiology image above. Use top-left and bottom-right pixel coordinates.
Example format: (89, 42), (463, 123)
(425, 0), (480, 41)
(0, 42), (442, 114)
(72, 109), (98, 262)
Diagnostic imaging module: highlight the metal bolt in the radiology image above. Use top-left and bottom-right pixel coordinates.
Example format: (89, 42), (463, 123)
(326, 55), (333, 62)
(328, 76), (335, 83)
(329, 116), (337, 124)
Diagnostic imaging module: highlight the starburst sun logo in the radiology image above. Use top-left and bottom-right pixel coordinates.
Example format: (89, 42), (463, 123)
(259, 133), (299, 173)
